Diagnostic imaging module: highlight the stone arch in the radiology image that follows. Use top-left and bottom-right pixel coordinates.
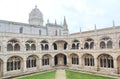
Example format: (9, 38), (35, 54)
(42, 54), (52, 66)
(7, 56), (23, 71)
(54, 53), (67, 66)
(0, 59), (3, 77)
(117, 55), (120, 74)
(100, 41), (105, 49)
(84, 38), (94, 49)
(82, 53), (94, 66)
(107, 40), (113, 48)
(26, 55), (39, 68)
(25, 40), (36, 51)
(7, 39), (20, 51)
(100, 36), (113, 49)
(97, 54), (114, 68)
(53, 40), (68, 50)
(40, 40), (49, 50)
(72, 39), (79, 49)
(69, 53), (79, 65)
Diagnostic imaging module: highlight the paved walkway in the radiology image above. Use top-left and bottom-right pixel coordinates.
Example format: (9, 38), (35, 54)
(55, 69), (66, 79)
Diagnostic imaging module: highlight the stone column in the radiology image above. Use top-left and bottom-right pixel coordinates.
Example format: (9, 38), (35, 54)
(113, 58), (118, 74)
(36, 40), (40, 52)
(79, 57), (83, 69)
(23, 58), (27, 73)
(39, 58), (42, 69)
(94, 57), (99, 71)
(3, 60), (7, 76)
(21, 41), (26, 52)
(67, 56), (70, 66)
(51, 57), (54, 67)
(49, 43), (53, 51)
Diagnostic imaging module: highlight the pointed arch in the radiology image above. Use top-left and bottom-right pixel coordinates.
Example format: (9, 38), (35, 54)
(98, 54), (114, 68)
(7, 56), (23, 71)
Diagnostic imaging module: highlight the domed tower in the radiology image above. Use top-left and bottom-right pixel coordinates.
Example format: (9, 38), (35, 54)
(29, 5), (43, 26)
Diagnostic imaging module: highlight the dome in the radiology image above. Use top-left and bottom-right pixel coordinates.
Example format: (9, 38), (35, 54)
(29, 6), (43, 26)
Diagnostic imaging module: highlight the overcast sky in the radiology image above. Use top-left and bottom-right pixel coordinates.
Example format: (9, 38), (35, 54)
(0, 0), (120, 33)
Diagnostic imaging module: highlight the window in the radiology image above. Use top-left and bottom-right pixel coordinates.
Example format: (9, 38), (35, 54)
(19, 27), (23, 33)
(84, 54), (94, 66)
(99, 54), (114, 68)
(71, 54), (79, 65)
(7, 56), (21, 71)
(39, 30), (41, 35)
(26, 56), (37, 68)
(42, 56), (49, 66)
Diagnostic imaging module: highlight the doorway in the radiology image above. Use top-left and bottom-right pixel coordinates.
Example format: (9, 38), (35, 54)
(54, 54), (67, 66)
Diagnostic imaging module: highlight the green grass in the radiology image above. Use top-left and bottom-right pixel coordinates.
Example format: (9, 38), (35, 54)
(66, 70), (116, 79)
(17, 70), (56, 79)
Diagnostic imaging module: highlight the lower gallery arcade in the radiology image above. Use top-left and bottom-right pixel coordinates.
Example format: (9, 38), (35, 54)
(1, 53), (120, 77)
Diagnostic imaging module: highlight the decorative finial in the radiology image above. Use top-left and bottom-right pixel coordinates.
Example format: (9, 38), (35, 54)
(113, 20), (115, 27)
(55, 19), (57, 24)
(35, 5), (37, 8)
(80, 27), (81, 33)
(94, 24), (96, 30)
(47, 19), (49, 23)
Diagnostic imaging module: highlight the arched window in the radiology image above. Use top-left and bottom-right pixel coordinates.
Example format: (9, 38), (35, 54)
(84, 54), (94, 66)
(55, 30), (57, 36)
(42, 55), (49, 66)
(7, 44), (13, 51)
(40, 40), (49, 50)
(26, 56), (37, 68)
(107, 41), (112, 48)
(7, 39), (20, 51)
(99, 54), (114, 68)
(71, 54), (79, 65)
(90, 42), (94, 49)
(31, 44), (36, 50)
(39, 30), (41, 35)
(14, 44), (20, 51)
(72, 43), (75, 49)
(53, 43), (57, 50)
(84, 43), (89, 49)
(64, 42), (67, 50)
(19, 27), (23, 34)
(72, 40), (79, 49)
(100, 41), (105, 49)
(7, 56), (21, 71)
(100, 36), (113, 49)
(45, 44), (49, 50)
(25, 40), (36, 51)
(84, 38), (94, 49)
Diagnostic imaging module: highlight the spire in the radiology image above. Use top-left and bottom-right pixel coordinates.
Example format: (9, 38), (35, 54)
(35, 5), (37, 8)
(63, 16), (68, 30)
(55, 19), (57, 25)
(80, 27), (81, 33)
(80, 27), (82, 37)
(113, 20), (115, 27)
(47, 19), (49, 23)
(94, 24), (97, 30)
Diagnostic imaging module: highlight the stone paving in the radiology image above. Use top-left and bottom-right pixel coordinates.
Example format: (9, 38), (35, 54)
(55, 69), (66, 79)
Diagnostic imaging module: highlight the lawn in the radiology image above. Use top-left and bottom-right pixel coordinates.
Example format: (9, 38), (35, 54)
(17, 70), (56, 79)
(66, 70), (116, 79)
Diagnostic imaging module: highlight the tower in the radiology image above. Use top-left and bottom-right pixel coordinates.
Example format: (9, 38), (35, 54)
(29, 5), (43, 26)
(63, 16), (69, 35)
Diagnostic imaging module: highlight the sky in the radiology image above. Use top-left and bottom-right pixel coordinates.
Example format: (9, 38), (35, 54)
(0, 0), (120, 33)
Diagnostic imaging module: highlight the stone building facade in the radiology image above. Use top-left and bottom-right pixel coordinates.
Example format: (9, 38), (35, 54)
(0, 6), (120, 78)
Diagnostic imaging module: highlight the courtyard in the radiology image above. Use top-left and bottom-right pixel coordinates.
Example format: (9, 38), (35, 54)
(15, 69), (117, 79)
